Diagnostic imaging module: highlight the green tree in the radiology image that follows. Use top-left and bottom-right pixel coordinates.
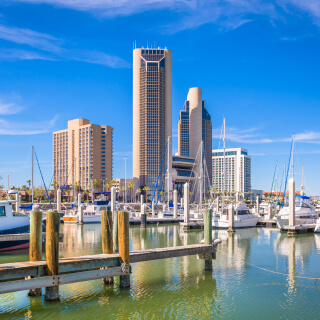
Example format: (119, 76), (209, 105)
(136, 188), (141, 202)
(26, 180), (31, 190)
(143, 186), (150, 203)
(120, 186), (125, 201)
(65, 189), (71, 202)
(51, 180), (58, 190)
(248, 190), (253, 204)
(128, 182), (135, 203)
(160, 190), (164, 202)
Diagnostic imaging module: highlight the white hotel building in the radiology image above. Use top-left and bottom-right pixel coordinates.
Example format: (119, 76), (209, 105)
(212, 148), (251, 194)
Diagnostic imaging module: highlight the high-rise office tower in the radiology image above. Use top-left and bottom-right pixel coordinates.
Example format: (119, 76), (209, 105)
(178, 87), (212, 185)
(212, 147), (251, 194)
(53, 118), (113, 191)
(133, 47), (172, 192)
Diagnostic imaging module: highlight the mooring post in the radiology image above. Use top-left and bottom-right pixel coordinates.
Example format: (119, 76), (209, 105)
(163, 204), (167, 213)
(256, 195), (260, 215)
(173, 190), (178, 218)
(228, 204), (235, 233)
(151, 200), (155, 217)
(45, 210), (60, 301)
(289, 177), (296, 227)
(78, 193), (81, 209)
(184, 183), (190, 223)
(101, 209), (113, 284)
(28, 205), (42, 297)
(204, 209), (213, 270)
(111, 187), (118, 253)
(118, 211), (130, 288)
(141, 204), (147, 228)
(267, 203), (272, 220)
(57, 189), (61, 213)
(140, 194), (144, 207)
(16, 193), (20, 213)
(78, 204), (84, 224)
(215, 197), (219, 213)
(236, 192), (239, 203)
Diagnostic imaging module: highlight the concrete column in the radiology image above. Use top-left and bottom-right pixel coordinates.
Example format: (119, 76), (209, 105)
(184, 183), (190, 223)
(111, 187), (116, 214)
(228, 204), (235, 232)
(151, 200), (155, 217)
(289, 178), (295, 227)
(111, 187), (118, 252)
(78, 204), (84, 224)
(267, 203), (272, 220)
(57, 189), (61, 213)
(16, 194), (20, 213)
(141, 204), (147, 228)
(140, 194), (144, 207)
(173, 190), (178, 218)
(78, 193), (82, 209)
(256, 196), (260, 215)
(163, 204), (167, 212)
(236, 192), (239, 203)
(216, 197), (219, 213)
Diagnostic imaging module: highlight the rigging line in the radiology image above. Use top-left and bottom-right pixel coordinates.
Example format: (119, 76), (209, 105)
(34, 149), (53, 210)
(270, 162), (277, 198)
(216, 248), (320, 281)
(282, 139), (293, 206)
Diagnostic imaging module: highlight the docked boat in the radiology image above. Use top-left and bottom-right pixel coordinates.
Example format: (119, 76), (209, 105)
(212, 202), (260, 229)
(276, 195), (317, 230)
(0, 199), (31, 251)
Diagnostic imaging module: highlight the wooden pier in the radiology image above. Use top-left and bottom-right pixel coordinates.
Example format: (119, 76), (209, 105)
(282, 224), (316, 235)
(0, 209), (217, 299)
(256, 220), (277, 228)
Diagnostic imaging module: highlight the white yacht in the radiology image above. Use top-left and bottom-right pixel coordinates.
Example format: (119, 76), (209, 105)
(276, 195), (317, 230)
(212, 202), (260, 229)
(0, 199), (31, 251)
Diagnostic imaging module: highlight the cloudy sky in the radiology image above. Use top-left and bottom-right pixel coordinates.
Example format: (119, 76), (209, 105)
(1, 0), (320, 194)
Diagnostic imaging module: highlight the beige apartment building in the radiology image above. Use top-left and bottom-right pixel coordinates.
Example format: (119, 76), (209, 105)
(53, 118), (113, 191)
(133, 47), (172, 193)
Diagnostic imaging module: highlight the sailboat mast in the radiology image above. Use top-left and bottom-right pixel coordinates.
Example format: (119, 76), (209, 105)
(292, 134), (295, 178)
(276, 161), (278, 198)
(301, 163), (304, 196)
(74, 157), (76, 203)
(125, 156), (127, 203)
(167, 136), (170, 204)
(222, 117), (226, 209)
(200, 141), (203, 205)
(32, 146), (34, 203)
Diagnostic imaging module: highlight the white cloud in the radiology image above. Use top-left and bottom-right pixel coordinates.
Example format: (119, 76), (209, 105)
(0, 99), (23, 115)
(0, 116), (57, 135)
(0, 23), (130, 68)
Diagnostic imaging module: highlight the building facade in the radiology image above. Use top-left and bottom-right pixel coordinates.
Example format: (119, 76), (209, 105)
(178, 88), (212, 186)
(53, 118), (113, 191)
(212, 148), (251, 194)
(133, 47), (172, 193)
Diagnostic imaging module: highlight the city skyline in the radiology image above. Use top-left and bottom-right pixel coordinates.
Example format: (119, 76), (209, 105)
(1, 1), (320, 194)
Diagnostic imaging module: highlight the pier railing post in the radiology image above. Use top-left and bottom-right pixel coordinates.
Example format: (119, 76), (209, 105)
(173, 190), (178, 218)
(204, 209), (213, 270)
(118, 211), (130, 288)
(45, 210), (60, 301)
(184, 183), (189, 223)
(28, 205), (42, 296)
(101, 209), (114, 284)
(228, 204), (235, 233)
(141, 204), (147, 228)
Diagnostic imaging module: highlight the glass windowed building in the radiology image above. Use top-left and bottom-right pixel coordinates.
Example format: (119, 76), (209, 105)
(133, 48), (172, 193)
(212, 147), (251, 194)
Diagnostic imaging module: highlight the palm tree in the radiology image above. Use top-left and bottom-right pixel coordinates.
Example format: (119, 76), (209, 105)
(143, 186), (150, 203)
(248, 190), (253, 204)
(128, 182), (135, 203)
(110, 179), (117, 187)
(65, 189), (71, 202)
(120, 186), (125, 201)
(160, 190), (164, 202)
(211, 187), (216, 200)
(51, 180), (58, 190)
(136, 188), (141, 202)
(84, 189), (90, 202)
(21, 185), (27, 190)
(27, 180), (31, 190)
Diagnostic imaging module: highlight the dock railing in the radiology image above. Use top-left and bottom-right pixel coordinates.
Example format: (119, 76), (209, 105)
(0, 209), (217, 301)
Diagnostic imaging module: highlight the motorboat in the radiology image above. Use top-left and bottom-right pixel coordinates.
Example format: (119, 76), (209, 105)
(212, 202), (260, 229)
(0, 199), (31, 251)
(276, 195), (317, 230)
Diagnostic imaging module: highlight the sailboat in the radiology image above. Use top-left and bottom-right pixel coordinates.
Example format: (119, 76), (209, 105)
(276, 136), (317, 230)
(212, 117), (259, 229)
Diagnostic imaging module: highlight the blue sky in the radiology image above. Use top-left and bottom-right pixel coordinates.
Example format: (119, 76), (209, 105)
(1, 0), (320, 194)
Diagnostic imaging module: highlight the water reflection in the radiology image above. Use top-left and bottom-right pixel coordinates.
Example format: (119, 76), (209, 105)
(1, 225), (320, 319)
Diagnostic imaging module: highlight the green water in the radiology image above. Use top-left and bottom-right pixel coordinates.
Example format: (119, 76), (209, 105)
(1, 224), (320, 319)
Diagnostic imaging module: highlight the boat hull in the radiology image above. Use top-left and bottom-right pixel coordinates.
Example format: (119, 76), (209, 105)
(212, 217), (259, 229)
(276, 217), (317, 230)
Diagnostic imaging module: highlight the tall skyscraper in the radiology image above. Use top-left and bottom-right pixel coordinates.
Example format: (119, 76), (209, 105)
(212, 147), (251, 194)
(53, 118), (113, 191)
(178, 87), (212, 185)
(133, 47), (172, 192)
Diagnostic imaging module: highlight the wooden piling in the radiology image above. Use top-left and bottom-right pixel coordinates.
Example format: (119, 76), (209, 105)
(118, 211), (130, 288)
(101, 209), (113, 284)
(141, 204), (147, 228)
(45, 210), (60, 301)
(228, 205), (235, 233)
(28, 206), (43, 296)
(204, 209), (213, 270)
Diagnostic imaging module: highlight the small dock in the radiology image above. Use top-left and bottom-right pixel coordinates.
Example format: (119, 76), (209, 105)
(282, 224), (316, 235)
(0, 208), (218, 299)
(129, 217), (183, 225)
(0, 232), (64, 243)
